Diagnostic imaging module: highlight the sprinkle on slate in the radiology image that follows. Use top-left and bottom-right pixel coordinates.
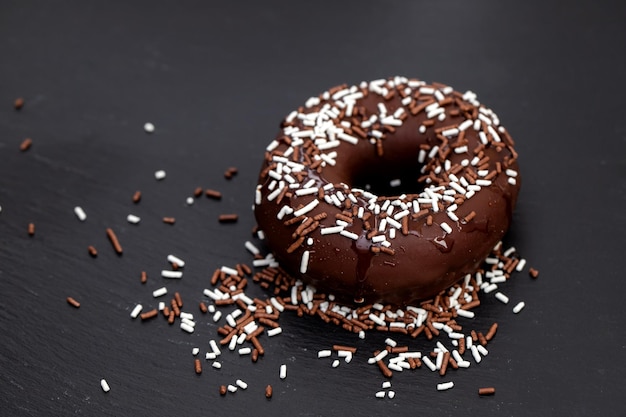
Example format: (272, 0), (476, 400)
(529, 267), (539, 278)
(20, 138), (32, 152)
(478, 387), (496, 396)
(106, 228), (123, 254)
(66, 297), (81, 308)
(132, 191), (142, 203)
(218, 214), (238, 223)
(100, 379), (110, 393)
(27, 222), (35, 236)
(14, 97), (25, 110)
(205, 189), (222, 200)
(87, 245), (98, 257)
(162, 217), (176, 224)
(224, 167), (238, 179)
(144, 122), (155, 133)
(265, 385), (273, 399)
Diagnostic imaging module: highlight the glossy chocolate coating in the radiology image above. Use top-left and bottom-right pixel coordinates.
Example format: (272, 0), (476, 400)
(255, 79), (520, 306)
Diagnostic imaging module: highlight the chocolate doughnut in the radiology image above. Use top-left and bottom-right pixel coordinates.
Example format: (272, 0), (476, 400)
(254, 77), (520, 305)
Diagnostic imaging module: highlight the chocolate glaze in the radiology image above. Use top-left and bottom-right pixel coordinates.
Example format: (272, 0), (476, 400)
(255, 78), (520, 306)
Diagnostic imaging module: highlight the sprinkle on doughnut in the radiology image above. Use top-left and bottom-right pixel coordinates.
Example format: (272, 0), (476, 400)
(254, 77), (520, 304)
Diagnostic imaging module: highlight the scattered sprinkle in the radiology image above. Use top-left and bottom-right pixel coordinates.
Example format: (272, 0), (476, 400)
(144, 122), (155, 133)
(154, 170), (166, 180)
(100, 379), (110, 393)
(105, 228), (123, 254)
(66, 297), (81, 308)
(74, 206), (87, 222)
(20, 138), (32, 152)
(478, 387), (496, 396)
(14, 97), (24, 110)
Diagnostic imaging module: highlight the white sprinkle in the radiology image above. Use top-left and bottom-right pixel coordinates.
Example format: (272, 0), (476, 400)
(388, 390), (396, 399)
(368, 313), (386, 327)
(338, 132), (359, 145)
(100, 378), (110, 393)
(124, 214), (140, 225)
(205, 352), (216, 360)
(516, 258), (527, 271)
(385, 337), (397, 347)
(130, 304), (143, 319)
(227, 384), (237, 393)
(506, 169), (518, 177)
(212, 361), (222, 369)
(388, 363), (403, 372)
(483, 283), (498, 294)
(167, 254), (185, 267)
(295, 187), (319, 196)
(228, 334), (237, 351)
(369, 350), (388, 364)
(236, 379), (248, 390)
(477, 345), (489, 356)
(339, 230), (359, 240)
(209, 340), (221, 356)
(299, 250), (310, 274)
(318, 350), (332, 358)
(513, 301), (526, 314)
(508, 177), (517, 185)
(332, 359), (340, 368)
(152, 287), (167, 298)
(267, 327), (283, 337)
(495, 292), (510, 304)
(270, 297), (284, 312)
(475, 179), (492, 187)
(422, 356), (437, 372)
(437, 382), (454, 391)
(470, 345), (482, 363)
(455, 308), (475, 319)
(440, 222), (452, 234)
(154, 170), (166, 180)
(375, 391), (386, 399)
(143, 122), (155, 133)
(279, 364), (287, 379)
(293, 199), (319, 217)
(238, 347), (252, 356)
(192, 347), (199, 356)
(221, 266), (239, 276)
(161, 270), (183, 279)
(74, 206), (87, 222)
(180, 322), (195, 333)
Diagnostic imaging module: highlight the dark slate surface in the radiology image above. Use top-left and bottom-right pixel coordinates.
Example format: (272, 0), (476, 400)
(1, 1), (625, 416)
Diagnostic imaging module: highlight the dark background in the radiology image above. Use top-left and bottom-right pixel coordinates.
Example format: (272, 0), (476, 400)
(1, 1), (625, 416)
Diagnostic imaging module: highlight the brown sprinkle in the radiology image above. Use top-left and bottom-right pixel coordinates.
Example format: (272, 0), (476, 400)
(174, 292), (183, 308)
(140, 270), (147, 284)
(194, 358), (202, 374)
(193, 187), (203, 197)
(219, 385), (227, 396)
(140, 309), (158, 320)
(14, 97), (24, 110)
(485, 322), (498, 341)
(87, 245), (98, 257)
(199, 302), (208, 313)
(162, 217), (176, 224)
(106, 228), (123, 254)
(66, 297), (80, 308)
(132, 190), (142, 203)
(27, 222), (35, 236)
(265, 384), (273, 399)
(218, 214), (238, 223)
(529, 267), (539, 278)
(20, 138), (32, 152)
(478, 387), (496, 396)
(205, 189), (222, 199)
